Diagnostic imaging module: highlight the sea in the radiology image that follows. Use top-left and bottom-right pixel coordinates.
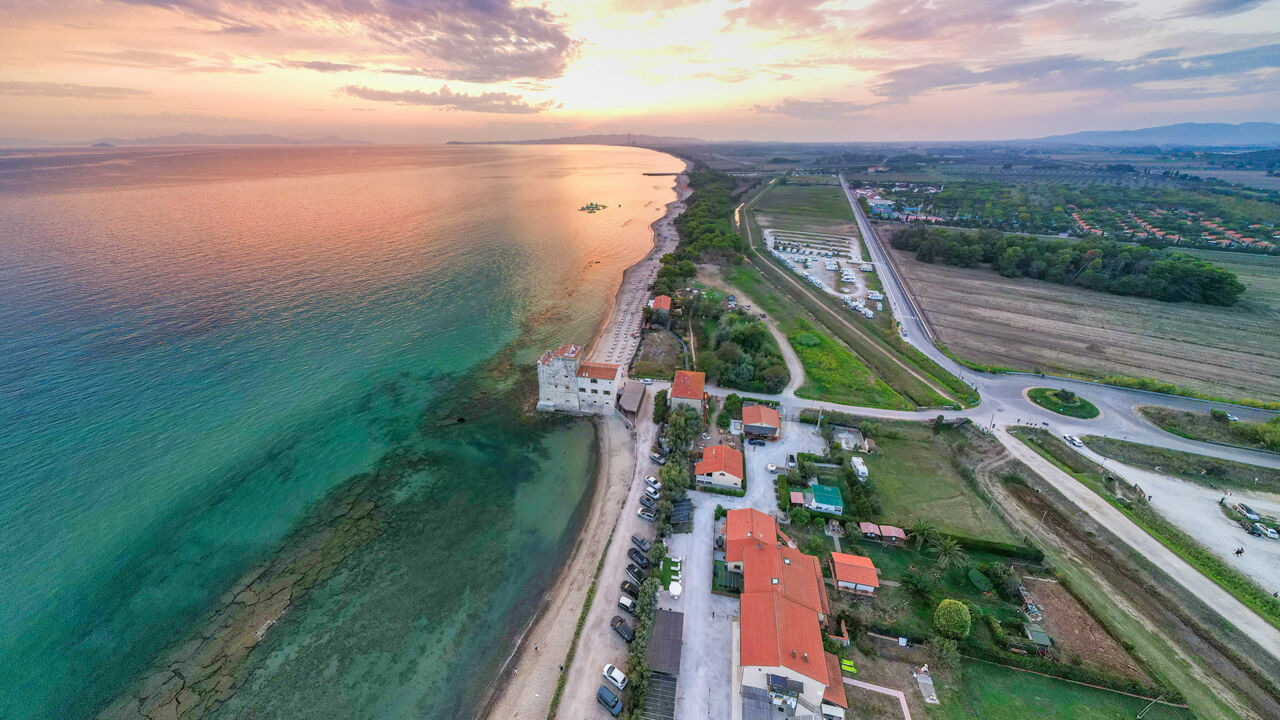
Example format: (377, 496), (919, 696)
(0, 144), (683, 719)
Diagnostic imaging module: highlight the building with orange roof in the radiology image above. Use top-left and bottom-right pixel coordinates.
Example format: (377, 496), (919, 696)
(741, 404), (781, 438)
(650, 294), (672, 313)
(724, 508), (778, 570)
(695, 444), (744, 490)
(829, 552), (879, 595)
(668, 370), (705, 411)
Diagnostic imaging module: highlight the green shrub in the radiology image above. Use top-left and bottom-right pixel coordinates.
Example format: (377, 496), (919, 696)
(933, 599), (972, 639)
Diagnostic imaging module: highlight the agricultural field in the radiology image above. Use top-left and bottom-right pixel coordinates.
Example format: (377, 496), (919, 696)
(931, 661), (1191, 720)
(1182, 248), (1280, 309)
(753, 181), (857, 224)
(1021, 577), (1151, 684)
(862, 422), (1018, 543)
(887, 244), (1280, 403)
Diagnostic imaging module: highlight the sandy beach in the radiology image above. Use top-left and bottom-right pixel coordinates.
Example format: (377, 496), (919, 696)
(478, 166), (690, 720)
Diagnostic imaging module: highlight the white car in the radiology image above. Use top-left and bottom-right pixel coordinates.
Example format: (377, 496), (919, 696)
(766, 463), (778, 473)
(603, 664), (628, 690)
(1226, 413), (1239, 422)
(644, 485), (660, 499)
(641, 378), (654, 385)
(1063, 434), (1083, 447)
(645, 475), (661, 490)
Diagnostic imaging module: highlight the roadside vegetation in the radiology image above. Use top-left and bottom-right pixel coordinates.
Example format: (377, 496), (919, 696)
(654, 166), (747, 295)
(1082, 435), (1280, 493)
(686, 297), (788, 394)
(1028, 388), (1100, 419)
(1140, 405), (1280, 452)
(1011, 427), (1280, 630)
(891, 225), (1245, 305)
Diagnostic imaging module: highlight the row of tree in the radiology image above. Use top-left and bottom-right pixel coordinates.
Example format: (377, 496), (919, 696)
(891, 226), (1246, 305)
(654, 166), (746, 295)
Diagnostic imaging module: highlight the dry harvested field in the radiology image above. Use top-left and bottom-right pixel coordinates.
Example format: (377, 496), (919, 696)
(887, 245), (1280, 402)
(1022, 577), (1152, 684)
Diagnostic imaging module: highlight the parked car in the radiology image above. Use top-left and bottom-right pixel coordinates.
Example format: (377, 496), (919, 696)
(1062, 435), (1083, 447)
(644, 475), (661, 489)
(597, 684), (624, 716)
(631, 534), (652, 553)
(637, 507), (657, 522)
(644, 485), (660, 499)
(1226, 413), (1240, 422)
(1246, 523), (1264, 537)
(766, 463), (778, 473)
(1254, 523), (1277, 540)
(628, 547), (650, 568)
(602, 664), (629, 690)
(747, 438), (766, 447)
(626, 563), (647, 583)
(649, 452), (667, 466)
(617, 595), (636, 615)
(1236, 503), (1261, 521)
(611, 616), (635, 643)
(641, 378), (653, 385)
(620, 580), (639, 597)
(639, 494), (657, 509)
(787, 454), (797, 468)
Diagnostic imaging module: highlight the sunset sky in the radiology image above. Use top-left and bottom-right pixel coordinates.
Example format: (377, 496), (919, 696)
(1, 0), (1278, 143)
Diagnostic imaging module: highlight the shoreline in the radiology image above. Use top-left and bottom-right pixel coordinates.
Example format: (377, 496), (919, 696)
(477, 161), (691, 720)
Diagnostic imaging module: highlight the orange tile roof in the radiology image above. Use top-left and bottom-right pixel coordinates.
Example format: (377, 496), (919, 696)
(739, 592), (829, 685)
(670, 370), (705, 400)
(742, 404), (781, 430)
(823, 652), (848, 708)
(879, 525), (906, 541)
(652, 295), (672, 312)
(830, 552), (879, 588)
(725, 508), (776, 563)
(858, 521), (880, 535)
(539, 343), (580, 364)
(576, 362), (619, 380)
(741, 542), (829, 617)
(695, 444), (743, 480)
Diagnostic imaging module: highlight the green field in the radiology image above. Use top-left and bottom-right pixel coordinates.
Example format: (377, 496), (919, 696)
(1083, 435), (1280, 493)
(726, 265), (912, 409)
(753, 182), (855, 221)
(932, 661), (1192, 720)
(1138, 405), (1280, 452)
(1028, 388), (1100, 419)
(864, 423), (1017, 542)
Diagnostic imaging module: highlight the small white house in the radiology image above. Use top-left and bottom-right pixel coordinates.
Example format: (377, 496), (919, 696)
(850, 457), (868, 480)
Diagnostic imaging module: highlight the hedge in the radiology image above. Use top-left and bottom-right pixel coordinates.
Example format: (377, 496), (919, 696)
(697, 484), (746, 498)
(962, 645), (1181, 703)
(939, 532), (1044, 562)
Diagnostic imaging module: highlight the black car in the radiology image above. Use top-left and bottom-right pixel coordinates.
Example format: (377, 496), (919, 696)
(597, 685), (623, 716)
(639, 494), (657, 509)
(611, 615), (635, 643)
(631, 534), (652, 553)
(627, 547), (650, 568)
(626, 563), (646, 583)
(747, 438), (766, 446)
(620, 580), (640, 597)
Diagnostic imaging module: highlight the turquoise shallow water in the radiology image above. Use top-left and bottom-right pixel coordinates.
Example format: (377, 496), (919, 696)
(0, 144), (681, 719)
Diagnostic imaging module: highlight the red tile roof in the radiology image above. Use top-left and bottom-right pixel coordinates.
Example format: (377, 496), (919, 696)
(652, 295), (672, 312)
(725, 508), (777, 564)
(823, 652), (848, 708)
(858, 521), (881, 536)
(789, 491), (805, 505)
(539, 343), (580, 364)
(741, 542), (829, 617)
(742, 404), (781, 430)
(695, 444), (743, 480)
(670, 370), (705, 400)
(739, 592), (829, 686)
(576, 362), (619, 380)
(830, 552), (879, 588)
(879, 525), (906, 541)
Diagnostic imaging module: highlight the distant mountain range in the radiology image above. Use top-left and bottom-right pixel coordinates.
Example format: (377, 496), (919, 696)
(0, 133), (371, 148)
(1029, 122), (1280, 147)
(447, 133), (705, 147)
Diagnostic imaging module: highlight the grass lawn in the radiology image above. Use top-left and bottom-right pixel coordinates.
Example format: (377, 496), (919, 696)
(753, 182), (854, 221)
(865, 423), (1018, 543)
(632, 330), (685, 380)
(1028, 388), (1100, 419)
(1138, 405), (1280, 453)
(660, 557), (679, 589)
(931, 660), (1192, 720)
(725, 265), (913, 409)
(1082, 435), (1280, 493)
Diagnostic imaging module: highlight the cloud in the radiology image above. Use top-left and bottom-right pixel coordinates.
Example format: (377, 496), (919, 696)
(724, 0), (833, 31)
(872, 43), (1280, 100)
(1177, 0), (1270, 16)
(0, 81), (150, 99)
(74, 49), (257, 73)
(117, 0), (579, 82)
(342, 84), (554, 113)
(277, 59), (362, 73)
(752, 97), (877, 118)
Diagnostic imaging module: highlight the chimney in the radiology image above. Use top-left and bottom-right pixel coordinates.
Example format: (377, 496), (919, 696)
(791, 650), (796, 658)
(802, 653), (808, 662)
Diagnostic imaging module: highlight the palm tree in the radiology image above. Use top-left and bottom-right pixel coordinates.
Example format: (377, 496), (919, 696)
(931, 536), (970, 570)
(907, 516), (938, 551)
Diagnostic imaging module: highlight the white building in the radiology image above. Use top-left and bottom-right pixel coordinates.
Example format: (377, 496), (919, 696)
(536, 343), (621, 415)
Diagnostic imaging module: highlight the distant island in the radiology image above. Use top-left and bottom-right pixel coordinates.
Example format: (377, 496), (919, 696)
(447, 133), (705, 147)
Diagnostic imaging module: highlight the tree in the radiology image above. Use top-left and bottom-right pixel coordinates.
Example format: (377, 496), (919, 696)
(1057, 388), (1076, 402)
(931, 536), (970, 570)
(932, 414), (945, 435)
(907, 516), (938, 550)
(931, 636), (962, 676)
(1210, 408), (1229, 422)
(933, 599), (972, 639)
(652, 390), (669, 424)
